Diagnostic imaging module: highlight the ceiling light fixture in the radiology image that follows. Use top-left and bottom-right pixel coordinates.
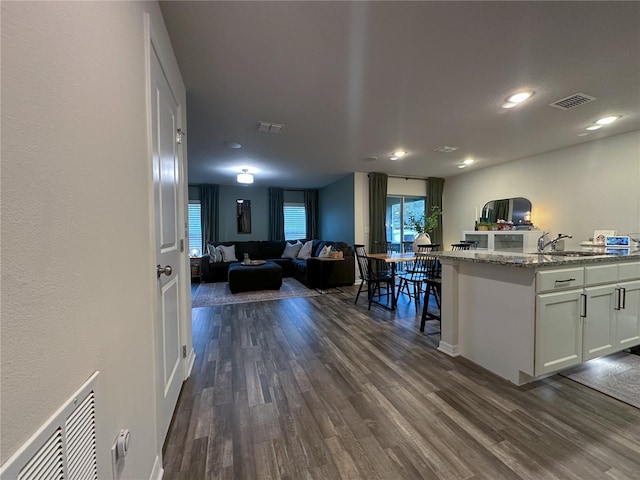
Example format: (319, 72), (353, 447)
(463, 158), (475, 165)
(392, 150), (407, 158)
(502, 90), (535, 109)
(586, 125), (602, 131)
(457, 165), (466, 169)
(237, 169), (254, 184)
(595, 115), (620, 125)
(390, 156), (398, 161)
(223, 141), (242, 149)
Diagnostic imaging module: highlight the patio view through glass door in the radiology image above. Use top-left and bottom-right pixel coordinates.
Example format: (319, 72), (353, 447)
(386, 196), (426, 253)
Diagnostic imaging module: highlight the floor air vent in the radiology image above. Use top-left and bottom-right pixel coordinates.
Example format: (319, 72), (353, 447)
(0, 372), (99, 480)
(549, 93), (596, 110)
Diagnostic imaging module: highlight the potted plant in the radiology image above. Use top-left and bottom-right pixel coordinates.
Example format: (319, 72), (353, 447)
(476, 221), (493, 231)
(406, 206), (442, 251)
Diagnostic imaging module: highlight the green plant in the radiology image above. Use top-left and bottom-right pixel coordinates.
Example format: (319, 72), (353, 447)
(476, 221), (494, 228)
(406, 206), (442, 234)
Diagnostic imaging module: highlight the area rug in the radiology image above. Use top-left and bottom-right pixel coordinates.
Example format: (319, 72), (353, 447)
(559, 352), (640, 409)
(191, 278), (320, 307)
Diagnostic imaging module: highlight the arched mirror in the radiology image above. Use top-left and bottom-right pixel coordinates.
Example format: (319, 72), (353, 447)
(236, 199), (251, 234)
(481, 197), (532, 225)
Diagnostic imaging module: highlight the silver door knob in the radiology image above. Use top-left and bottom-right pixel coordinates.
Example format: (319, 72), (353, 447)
(157, 265), (173, 278)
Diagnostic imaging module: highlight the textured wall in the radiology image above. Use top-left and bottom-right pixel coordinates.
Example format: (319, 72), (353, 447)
(1, 2), (186, 478)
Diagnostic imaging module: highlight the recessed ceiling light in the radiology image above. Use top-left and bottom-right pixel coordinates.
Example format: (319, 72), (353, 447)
(507, 91), (534, 104)
(502, 102), (517, 109)
(457, 165), (466, 169)
(223, 141), (242, 149)
(390, 156), (398, 161)
(392, 150), (407, 158)
(586, 125), (603, 131)
(463, 158), (475, 165)
(595, 115), (620, 125)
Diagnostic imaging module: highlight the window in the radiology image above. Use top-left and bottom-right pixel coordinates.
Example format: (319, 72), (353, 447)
(386, 196), (426, 252)
(284, 203), (306, 241)
(188, 202), (202, 256)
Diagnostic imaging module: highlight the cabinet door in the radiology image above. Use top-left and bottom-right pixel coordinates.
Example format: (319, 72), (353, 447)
(583, 285), (617, 361)
(535, 290), (583, 375)
(616, 280), (640, 348)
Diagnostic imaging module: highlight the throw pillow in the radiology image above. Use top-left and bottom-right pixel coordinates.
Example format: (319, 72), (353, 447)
(281, 241), (302, 259)
(297, 240), (313, 259)
(318, 245), (332, 258)
(218, 244), (237, 262)
(207, 245), (223, 263)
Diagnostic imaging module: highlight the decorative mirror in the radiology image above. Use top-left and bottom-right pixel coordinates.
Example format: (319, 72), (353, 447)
(236, 199), (251, 234)
(481, 197), (532, 225)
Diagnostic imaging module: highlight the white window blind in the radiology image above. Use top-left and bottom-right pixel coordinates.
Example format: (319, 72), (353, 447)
(284, 203), (306, 241)
(188, 202), (202, 255)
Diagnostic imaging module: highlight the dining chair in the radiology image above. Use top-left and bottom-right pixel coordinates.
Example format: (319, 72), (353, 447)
(397, 253), (431, 313)
(421, 255), (442, 333)
(353, 244), (394, 310)
(417, 243), (440, 252)
(451, 243), (471, 251)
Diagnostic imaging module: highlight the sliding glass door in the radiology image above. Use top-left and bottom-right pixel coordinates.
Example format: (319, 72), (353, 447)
(386, 196), (426, 253)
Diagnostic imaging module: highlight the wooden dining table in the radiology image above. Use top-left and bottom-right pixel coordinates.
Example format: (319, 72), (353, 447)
(366, 252), (416, 309)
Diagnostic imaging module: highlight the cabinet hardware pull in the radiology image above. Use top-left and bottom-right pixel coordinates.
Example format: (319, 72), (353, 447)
(622, 287), (626, 309)
(615, 288), (622, 310)
(554, 278), (576, 284)
(580, 293), (587, 318)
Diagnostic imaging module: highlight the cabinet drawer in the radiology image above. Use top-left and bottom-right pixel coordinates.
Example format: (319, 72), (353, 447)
(584, 264), (618, 286)
(536, 267), (584, 293)
(619, 261), (640, 281)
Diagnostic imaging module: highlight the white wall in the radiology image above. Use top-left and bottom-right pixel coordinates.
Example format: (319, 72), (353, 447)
(387, 177), (427, 197)
(444, 131), (640, 250)
(354, 172), (369, 247)
(1, 2), (186, 479)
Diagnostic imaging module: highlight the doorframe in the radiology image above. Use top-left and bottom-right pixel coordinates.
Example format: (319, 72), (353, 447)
(143, 11), (194, 456)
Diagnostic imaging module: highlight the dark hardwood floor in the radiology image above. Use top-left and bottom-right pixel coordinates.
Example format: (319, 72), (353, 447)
(163, 286), (640, 479)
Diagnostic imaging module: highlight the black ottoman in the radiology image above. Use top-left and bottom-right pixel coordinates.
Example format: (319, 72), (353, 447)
(228, 261), (283, 293)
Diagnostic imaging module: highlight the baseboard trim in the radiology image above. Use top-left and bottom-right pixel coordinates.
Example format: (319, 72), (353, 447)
(186, 349), (196, 378)
(149, 454), (163, 480)
(437, 341), (460, 357)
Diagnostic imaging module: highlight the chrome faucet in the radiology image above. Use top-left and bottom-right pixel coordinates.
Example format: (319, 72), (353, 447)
(538, 233), (573, 252)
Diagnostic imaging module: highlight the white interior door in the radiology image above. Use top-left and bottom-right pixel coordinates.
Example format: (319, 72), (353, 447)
(150, 44), (183, 444)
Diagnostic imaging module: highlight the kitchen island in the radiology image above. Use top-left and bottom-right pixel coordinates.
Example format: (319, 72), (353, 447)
(433, 249), (640, 385)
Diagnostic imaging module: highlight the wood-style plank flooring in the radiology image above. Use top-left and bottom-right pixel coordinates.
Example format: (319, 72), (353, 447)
(163, 286), (640, 479)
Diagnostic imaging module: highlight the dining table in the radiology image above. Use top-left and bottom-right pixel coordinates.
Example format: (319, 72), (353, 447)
(366, 252), (416, 310)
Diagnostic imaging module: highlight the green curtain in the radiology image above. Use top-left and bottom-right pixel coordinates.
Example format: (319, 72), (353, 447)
(368, 173), (388, 253)
(201, 184), (219, 249)
(494, 199), (510, 222)
(304, 189), (319, 240)
(426, 177), (445, 246)
(268, 187), (285, 240)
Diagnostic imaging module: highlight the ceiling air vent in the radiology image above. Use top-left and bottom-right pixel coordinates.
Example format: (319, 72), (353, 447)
(549, 93), (596, 110)
(434, 145), (459, 153)
(257, 121), (284, 134)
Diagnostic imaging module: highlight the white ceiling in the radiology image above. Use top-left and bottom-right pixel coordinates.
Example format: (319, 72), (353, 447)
(159, 1), (640, 188)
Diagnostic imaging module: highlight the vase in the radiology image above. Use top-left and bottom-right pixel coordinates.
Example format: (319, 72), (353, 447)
(413, 232), (431, 252)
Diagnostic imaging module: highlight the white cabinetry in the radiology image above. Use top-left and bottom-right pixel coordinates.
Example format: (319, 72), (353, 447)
(463, 231), (540, 252)
(535, 261), (640, 376)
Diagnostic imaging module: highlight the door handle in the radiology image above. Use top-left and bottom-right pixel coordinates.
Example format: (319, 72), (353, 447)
(621, 287), (626, 309)
(157, 265), (173, 278)
(615, 288), (622, 310)
(580, 293), (587, 318)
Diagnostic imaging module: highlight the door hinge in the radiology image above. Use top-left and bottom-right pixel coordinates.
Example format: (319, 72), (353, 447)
(182, 345), (187, 359)
(180, 239), (185, 253)
(176, 128), (186, 144)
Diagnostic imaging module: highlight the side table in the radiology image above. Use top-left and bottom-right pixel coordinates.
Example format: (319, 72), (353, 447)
(190, 256), (202, 283)
(315, 257), (345, 294)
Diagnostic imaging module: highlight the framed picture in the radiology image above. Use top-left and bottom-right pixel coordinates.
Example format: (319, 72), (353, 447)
(593, 229), (616, 245)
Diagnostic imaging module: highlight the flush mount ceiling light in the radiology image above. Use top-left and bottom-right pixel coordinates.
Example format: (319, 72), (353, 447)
(392, 150), (407, 158)
(586, 125), (603, 131)
(457, 165), (466, 169)
(463, 158), (475, 165)
(502, 90), (535, 109)
(595, 115), (620, 125)
(390, 156), (399, 161)
(223, 141), (242, 149)
(237, 169), (254, 184)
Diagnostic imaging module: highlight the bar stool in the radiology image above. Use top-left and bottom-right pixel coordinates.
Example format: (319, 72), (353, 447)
(451, 243), (471, 251)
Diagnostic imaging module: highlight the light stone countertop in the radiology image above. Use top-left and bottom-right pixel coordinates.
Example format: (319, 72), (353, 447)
(432, 249), (640, 269)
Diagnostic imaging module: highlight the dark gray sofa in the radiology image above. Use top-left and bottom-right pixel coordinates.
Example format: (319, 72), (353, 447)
(199, 240), (355, 289)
